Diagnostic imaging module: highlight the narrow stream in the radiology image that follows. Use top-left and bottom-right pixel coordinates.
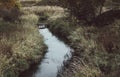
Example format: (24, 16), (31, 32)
(19, 26), (72, 77)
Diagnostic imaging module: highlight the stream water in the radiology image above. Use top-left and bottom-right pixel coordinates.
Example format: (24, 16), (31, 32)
(19, 26), (72, 77)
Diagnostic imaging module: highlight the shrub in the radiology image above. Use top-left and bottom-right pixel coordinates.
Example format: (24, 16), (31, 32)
(48, 17), (71, 40)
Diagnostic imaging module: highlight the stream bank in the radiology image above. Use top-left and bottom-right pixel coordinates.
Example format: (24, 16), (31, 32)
(0, 13), (46, 77)
(19, 26), (73, 77)
(48, 17), (120, 77)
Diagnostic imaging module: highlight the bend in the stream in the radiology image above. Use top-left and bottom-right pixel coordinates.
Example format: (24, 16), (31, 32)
(19, 25), (72, 77)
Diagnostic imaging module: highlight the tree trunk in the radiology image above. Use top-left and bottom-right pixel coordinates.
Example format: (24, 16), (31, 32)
(99, 5), (102, 15)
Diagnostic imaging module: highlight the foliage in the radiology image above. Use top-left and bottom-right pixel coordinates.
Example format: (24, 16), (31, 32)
(112, 0), (120, 3)
(48, 17), (72, 40)
(0, 0), (21, 21)
(48, 16), (120, 77)
(21, 5), (65, 22)
(0, 13), (46, 77)
(69, 22), (120, 77)
(36, 0), (59, 6)
(0, 0), (20, 9)
(59, 0), (106, 23)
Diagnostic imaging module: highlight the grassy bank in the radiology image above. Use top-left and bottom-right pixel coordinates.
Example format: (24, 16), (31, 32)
(48, 17), (120, 77)
(21, 5), (64, 23)
(0, 13), (46, 77)
(20, 0), (120, 77)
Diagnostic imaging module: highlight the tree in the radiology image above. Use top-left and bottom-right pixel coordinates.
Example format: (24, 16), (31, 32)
(93, 0), (106, 15)
(112, 0), (120, 3)
(0, 0), (21, 21)
(0, 0), (20, 9)
(108, 0), (120, 10)
(59, 0), (106, 23)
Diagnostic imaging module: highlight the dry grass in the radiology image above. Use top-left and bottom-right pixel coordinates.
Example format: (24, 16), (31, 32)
(21, 6), (65, 20)
(75, 65), (101, 77)
(69, 20), (120, 77)
(97, 20), (120, 53)
(48, 16), (120, 77)
(0, 13), (45, 77)
(20, 0), (65, 23)
(20, 0), (41, 7)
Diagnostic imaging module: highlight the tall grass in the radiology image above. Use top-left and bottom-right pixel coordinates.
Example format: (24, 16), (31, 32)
(21, 6), (65, 21)
(68, 21), (120, 77)
(48, 16), (120, 77)
(48, 17), (71, 39)
(0, 13), (46, 77)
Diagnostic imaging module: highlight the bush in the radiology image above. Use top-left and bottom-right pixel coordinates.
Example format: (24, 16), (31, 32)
(48, 17), (71, 40)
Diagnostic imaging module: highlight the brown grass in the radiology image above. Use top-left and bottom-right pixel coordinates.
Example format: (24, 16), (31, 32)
(0, 13), (45, 77)
(48, 16), (120, 77)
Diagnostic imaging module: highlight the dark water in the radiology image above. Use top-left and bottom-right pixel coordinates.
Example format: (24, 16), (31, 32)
(19, 27), (72, 77)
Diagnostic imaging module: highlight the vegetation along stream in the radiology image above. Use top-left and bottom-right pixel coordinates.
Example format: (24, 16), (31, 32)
(19, 25), (73, 77)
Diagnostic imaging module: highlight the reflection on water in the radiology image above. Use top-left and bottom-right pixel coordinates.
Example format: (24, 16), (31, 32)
(19, 27), (72, 77)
